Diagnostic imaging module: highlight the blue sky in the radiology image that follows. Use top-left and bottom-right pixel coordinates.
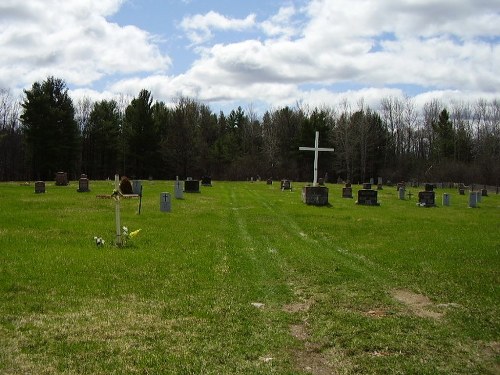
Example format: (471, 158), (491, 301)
(1, 0), (499, 114)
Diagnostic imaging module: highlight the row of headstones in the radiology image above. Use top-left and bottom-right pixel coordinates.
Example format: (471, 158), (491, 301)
(161, 176), (213, 212)
(397, 183), (488, 207)
(34, 173), (213, 195)
(35, 173), (90, 193)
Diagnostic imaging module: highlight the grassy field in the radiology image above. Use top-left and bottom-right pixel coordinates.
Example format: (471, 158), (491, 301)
(0, 180), (498, 374)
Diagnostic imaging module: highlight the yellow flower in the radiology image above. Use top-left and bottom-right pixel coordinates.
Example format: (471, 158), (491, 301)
(129, 229), (141, 238)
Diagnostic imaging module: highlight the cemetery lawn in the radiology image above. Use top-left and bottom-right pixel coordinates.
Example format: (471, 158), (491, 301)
(0, 181), (499, 375)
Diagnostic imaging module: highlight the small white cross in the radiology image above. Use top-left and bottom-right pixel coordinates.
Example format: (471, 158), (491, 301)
(299, 131), (335, 186)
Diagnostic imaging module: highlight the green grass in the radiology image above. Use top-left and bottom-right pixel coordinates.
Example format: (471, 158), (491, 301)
(0, 180), (498, 374)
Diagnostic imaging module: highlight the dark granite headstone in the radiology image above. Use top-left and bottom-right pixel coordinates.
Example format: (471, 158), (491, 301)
(281, 179), (292, 191)
(35, 181), (45, 194)
(318, 178), (325, 186)
(201, 176), (212, 186)
(184, 179), (200, 193)
(77, 174), (90, 192)
(342, 186), (353, 198)
(55, 172), (68, 186)
(302, 186), (329, 206)
(481, 189), (488, 197)
(425, 183), (434, 192)
(356, 189), (379, 205)
(418, 191), (436, 207)
(266, 178), (273, 185)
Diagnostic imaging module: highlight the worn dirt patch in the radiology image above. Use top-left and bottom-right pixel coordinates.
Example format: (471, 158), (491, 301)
(290, 324), (309, 341)
(392, 289), (443, 319)
(293, 346), (351, 375)
(365, 309), (389, 318)
(283, 300), (313, 313)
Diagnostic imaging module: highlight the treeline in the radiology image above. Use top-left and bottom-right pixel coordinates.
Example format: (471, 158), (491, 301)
(1, 77), (499, 184)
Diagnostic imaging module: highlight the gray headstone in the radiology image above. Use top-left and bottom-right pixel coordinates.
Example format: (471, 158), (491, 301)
(442, 193), (450, 206)
(132, 180), (142, 195)
(398, 187), (405, 200)
(160, 192), (171, 212)
(469, 192), (478, 208)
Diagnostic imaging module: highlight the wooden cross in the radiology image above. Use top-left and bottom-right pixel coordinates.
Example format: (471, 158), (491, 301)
(299, 131), (335, 186)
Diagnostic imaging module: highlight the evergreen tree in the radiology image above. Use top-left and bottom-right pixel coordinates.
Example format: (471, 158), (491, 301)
(82, 100), (121, 179)
(20, 77), (80, 180)
(123, 90), (159, 178)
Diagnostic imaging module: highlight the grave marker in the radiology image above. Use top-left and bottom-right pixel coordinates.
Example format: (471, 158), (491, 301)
(35, 181), (45, 194)
(356, 189), (379, 206)
(281, 179), (292, 191)
(398, 186), (406, 200)
(469, 191), (478, 208)
(160, 192), (171, 212)
(201, 176), (212, 186)
(174, 176), (184, 199)
(298, 131), (334, 206)
(132, 180), (142, 195)
(55, 172), (68, 186)
(442, 193), (450, 206)
(77, 174), (90, 192)
(342, 183), (353, 199)
(299, 131), (335, 187)
(184, 178), (200, 193)
(418, 184), (436, 207)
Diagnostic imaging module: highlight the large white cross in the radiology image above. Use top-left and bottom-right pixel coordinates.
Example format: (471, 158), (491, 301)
(299, 131), (335, 186)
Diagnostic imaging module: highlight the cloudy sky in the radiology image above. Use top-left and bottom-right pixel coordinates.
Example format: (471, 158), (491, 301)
(1, 0), (499, 113)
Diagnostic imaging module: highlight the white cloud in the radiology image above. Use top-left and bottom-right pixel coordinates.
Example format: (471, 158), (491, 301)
(180, 11), (256, 45)
(260, 6), (298, 39)
(164, 0), (499, 111)
(0, 0), (170, 90)
(2, 0), (497, 114)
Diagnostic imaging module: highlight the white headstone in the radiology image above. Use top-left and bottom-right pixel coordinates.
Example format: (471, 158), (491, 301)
(298, 131), (335, 186)
(174, 176), (183, 199)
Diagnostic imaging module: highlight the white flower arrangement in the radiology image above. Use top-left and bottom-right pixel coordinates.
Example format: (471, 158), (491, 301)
(93, 236), (105, 247)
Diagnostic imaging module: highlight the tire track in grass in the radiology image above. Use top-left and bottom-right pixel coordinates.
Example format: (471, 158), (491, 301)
(245, 186), (390, 286)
